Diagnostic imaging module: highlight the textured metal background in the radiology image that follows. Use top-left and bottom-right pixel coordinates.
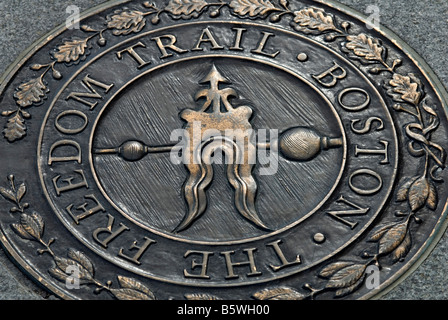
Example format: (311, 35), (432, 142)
(0, 0), (447, 300)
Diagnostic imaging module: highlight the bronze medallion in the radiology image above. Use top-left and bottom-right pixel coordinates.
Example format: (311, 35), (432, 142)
(0, 0), (447, 300)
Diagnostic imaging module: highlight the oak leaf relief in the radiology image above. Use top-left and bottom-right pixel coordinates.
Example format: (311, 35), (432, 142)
(292, 7), (338, 33)
(52, 38), (90, 64)
(165, 0), (208, 17)
(252, 286), (306, 300)
(3, 113), (27, 142)
(387, 73), (423, 106)
(396, 176), (438, 212)
(106, 9), (146, 35)
(343, 33), (385, 62)
(110, 276), (155, 300)
(319, 262), (367, 297)
(369, 218), (412, 261)
(12, 212), (44, 242)
(229, 0), (276, 17)
(14, 77), (48, 108)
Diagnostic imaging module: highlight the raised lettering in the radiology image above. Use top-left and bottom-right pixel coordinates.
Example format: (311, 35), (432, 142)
(52, 169), (88, 196)
(54, 110), (88, 135)
(351, 116), (384, 134)
(92, 214), (130, 248)
(116, 41), (151, 68)
(349, 168), (383, 195)
(48, 140), (82, 165)
(118, 237), (156, 265)
(354, 140), (389, 164)
(267, 239), (301, 271)
(338, 87), (370, 111)
(251, 32), (280, 58)
(313, 62), (347, 87)
(220, 248), (261, 279)
(151, 35), (188, 58)
(192, 28), (224, 51)
(230, 28), (247, 51)
(327, 195), (370, 229)
(66, 74), (114, 110)
(184, 250), (214, 279)
(66, 194), (105, 224)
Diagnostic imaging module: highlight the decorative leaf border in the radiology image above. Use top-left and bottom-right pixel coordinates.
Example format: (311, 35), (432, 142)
(0, 175), (156, 300)
(1, 0), (446, 300)
(1, 3), (161, 142)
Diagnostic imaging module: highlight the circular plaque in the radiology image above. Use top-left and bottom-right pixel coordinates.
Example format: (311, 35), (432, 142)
(1, 0), (447, 300)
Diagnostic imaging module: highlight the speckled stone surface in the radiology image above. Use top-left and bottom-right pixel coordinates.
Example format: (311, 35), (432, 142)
(0, 0), (447, 300)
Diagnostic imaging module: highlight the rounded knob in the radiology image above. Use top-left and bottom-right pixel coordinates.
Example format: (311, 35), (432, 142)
(118, 141), (148, 161)
(279, 127), (342, 161)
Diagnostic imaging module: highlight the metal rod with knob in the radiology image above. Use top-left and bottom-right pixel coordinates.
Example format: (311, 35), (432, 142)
(92, 127), (343, 162)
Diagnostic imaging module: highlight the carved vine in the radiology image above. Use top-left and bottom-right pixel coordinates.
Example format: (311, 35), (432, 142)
(0, 175), (156, 300)
(1, 0), (446, 300)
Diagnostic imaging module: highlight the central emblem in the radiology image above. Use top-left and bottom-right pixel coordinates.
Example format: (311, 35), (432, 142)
(178, 64), (265, 232)
(94, 64), (343, 233)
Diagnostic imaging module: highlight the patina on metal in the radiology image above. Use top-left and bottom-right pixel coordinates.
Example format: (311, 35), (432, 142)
(0, 0), (447, 300)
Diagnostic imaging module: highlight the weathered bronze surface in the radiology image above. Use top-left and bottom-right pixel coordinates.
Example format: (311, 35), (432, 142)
(1, 0), (448, 300)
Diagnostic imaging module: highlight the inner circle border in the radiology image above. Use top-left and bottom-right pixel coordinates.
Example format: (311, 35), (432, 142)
(87, 54), (348, 245)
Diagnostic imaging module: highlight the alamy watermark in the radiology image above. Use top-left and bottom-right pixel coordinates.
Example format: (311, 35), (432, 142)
(169, 123), (279, 176)
(66, 5), (80, 30)
(65, 264), (80, 290)
(365, 265), (380, 290)
(365, 5), (381, 30)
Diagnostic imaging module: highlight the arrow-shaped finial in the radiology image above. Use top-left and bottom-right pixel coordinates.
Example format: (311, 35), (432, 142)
(196, 65), (237, 113)
(200, 64), (230, 86)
